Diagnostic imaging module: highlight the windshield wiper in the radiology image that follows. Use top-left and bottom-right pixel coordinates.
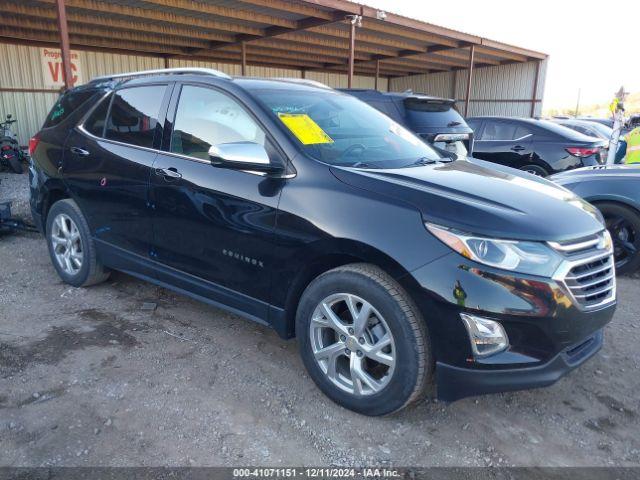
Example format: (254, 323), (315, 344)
(410, 157), (444, 166)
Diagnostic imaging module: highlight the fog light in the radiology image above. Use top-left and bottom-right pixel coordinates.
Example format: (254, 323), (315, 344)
(460, 313), (509, 358)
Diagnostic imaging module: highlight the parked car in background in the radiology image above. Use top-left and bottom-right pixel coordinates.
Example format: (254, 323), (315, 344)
(340, 89), (473, 157)
(627, 114), (640, 130)
(30, 69), (616, 415)
(578, 117), (614, 129)
(552, 165), (640, 274)
(553, 118), (613, 140)
(579, 116), (631, 136)
(551, 118), (627, 164)
(466, 116), (607, 177)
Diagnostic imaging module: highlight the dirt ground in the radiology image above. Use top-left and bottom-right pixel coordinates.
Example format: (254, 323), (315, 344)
(1, 170), (639, 467)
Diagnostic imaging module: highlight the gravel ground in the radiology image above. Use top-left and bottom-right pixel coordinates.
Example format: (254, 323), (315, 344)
(1, 170), (640, 467)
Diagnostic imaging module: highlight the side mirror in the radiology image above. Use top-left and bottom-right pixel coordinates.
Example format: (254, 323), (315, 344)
(6, 114), (12, 120)
(208, 142), (283, 173)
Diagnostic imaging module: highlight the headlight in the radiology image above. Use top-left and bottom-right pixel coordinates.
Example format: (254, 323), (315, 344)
(426, 223), (564, 277)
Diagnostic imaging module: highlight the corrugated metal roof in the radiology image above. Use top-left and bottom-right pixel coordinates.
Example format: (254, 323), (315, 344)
(0, 0), (546, 80)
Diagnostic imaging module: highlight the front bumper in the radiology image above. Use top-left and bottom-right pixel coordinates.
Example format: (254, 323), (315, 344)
(405, 252), (616, 401)
(437, 329), (603, 401)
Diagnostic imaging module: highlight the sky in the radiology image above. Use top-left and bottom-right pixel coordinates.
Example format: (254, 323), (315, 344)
(364, 0), (640, 110)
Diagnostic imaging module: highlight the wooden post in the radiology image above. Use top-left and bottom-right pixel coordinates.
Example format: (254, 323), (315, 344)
(464, 45), (475, 117)
(451, 69), (457, 100)
(530, 60), (541, 117)
(374, 58), (380, 90)
(54, 0), (73, 90)
(348, 18), (356, 88)
(241, 41), (247, 76)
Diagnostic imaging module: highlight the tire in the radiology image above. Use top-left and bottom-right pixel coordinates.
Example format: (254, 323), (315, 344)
(8, 155), (23, 174)
(46, 199), (110, 287)
(596, 202), (640, 275)
(296, 263), (432, 416)
(519, 164), (548, 177)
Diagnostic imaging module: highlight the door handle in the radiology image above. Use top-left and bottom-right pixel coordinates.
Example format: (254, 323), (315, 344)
(70, 146), (90, 157)
(511, 145), (526, 152)
(155, 167), (182, 180)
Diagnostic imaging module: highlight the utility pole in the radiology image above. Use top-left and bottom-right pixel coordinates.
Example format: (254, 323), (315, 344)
(574, 88), (581, 118)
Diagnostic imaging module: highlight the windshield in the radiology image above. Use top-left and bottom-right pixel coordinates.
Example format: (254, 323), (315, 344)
(249, 88), (445, 168)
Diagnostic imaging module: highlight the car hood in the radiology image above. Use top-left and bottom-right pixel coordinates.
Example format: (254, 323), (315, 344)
(552, 164), (640, 184)
(331, 159), (604, 242)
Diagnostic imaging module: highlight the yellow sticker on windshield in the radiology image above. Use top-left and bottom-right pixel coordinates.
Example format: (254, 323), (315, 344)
(278, 113), (334, 145)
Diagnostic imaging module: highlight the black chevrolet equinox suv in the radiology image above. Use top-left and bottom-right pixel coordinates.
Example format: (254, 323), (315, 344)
(30, 68), (616, 415)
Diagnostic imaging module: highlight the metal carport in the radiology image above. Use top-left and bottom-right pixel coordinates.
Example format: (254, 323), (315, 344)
(0, 0), (548, 144)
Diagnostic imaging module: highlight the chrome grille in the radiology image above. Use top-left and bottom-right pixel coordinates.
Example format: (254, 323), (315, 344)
(550, 232), (616, 311)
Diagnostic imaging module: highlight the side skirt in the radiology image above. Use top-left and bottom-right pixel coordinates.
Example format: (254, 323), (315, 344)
(95, 239), (290, 338)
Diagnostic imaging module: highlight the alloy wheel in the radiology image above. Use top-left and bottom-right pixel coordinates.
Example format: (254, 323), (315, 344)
(50, 213), (84, 275)
(309, 293), (396, 396)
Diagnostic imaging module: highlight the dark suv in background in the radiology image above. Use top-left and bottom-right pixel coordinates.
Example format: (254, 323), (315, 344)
(30, 69), (616, 415)
(340, 89), (473, 157)
(466, 116), (607, 176)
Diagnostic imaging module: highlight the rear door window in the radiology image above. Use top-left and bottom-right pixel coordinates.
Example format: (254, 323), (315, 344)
(105, 85), (166, 149)
(477, 121), (532, 141)
(480, 121), (518, 141)
(83, 94), (111, 137)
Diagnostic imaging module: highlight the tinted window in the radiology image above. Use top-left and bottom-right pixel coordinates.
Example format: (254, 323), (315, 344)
(43, 89), (96, 128)
(83, 94), (110, 137)
(514, 125), (532, 139)
(466, 118), (482, 132)
(480, 121), (517, 140)
(171, 85), (266, 161)
(584, 122), (613, 139)
(250, 88), (444, 169)
(105, 86), (166, 148)
(403, 98), (466, 128)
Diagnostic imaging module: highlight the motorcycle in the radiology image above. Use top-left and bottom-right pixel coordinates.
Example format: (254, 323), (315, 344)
(1, 114), (26, 174)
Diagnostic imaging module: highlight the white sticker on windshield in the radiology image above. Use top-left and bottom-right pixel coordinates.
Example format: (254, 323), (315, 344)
(389, 121), (421, 146)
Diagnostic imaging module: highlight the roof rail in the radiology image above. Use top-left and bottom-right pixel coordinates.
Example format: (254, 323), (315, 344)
(90, 67), (232, 83)
(272, 78), (332, 90)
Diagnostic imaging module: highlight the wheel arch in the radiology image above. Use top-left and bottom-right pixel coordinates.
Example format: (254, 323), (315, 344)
(279, 238), (415, 339)
(40, 180), (72, 225)
(588, 196), (640, 216)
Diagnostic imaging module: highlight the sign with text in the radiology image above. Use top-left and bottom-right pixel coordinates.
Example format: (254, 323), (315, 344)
(40, 48), (83, 88)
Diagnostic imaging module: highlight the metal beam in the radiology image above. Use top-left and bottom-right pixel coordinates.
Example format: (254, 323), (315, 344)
(464, 45), (475, 117)
(241, 41), (247, 76)
(374, 59), (380, 90)
(348, 17), (356, 88)
(530, 60), (541, 117)
(54, 0), (73, 89)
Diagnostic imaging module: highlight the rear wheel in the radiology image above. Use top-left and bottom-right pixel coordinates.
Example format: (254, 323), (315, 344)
(46, 199), (110, 287)
(597, 202), (640, 275)
(296, 263), (432, 416)
(519, 164), (548, 177)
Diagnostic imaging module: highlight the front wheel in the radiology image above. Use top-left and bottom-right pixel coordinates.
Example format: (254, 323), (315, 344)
(296, 264), (432, 416)
(597, 202), (640, 275)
